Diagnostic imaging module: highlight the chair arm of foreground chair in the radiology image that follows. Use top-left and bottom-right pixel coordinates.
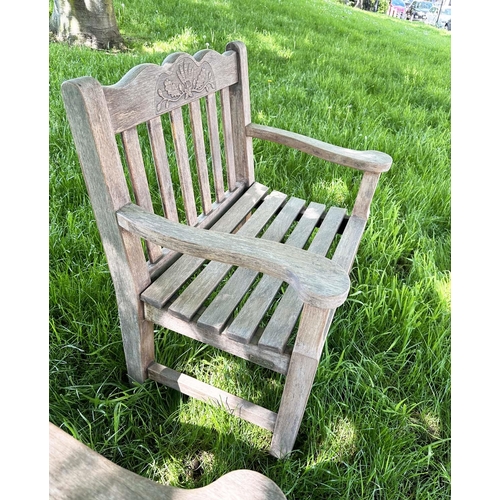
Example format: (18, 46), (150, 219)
(49, 422), (287, 499)
(117, 203), (351, 310)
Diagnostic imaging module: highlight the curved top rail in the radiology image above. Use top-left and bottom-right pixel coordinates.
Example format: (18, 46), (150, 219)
(100, 49), (238, 133)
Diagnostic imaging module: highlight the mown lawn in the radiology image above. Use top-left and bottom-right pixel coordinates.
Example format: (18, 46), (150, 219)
(49, 1), (451, 498)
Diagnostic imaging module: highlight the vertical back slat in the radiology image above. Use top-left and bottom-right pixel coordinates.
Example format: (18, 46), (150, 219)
(220, 87), (237, 191)
(170, 107), (198, 225)
(122, 127), (163, 264)
(188, 100), (213, 215)
(206, 93), (225, 202)
(226, 41), (254, 185)
(147, 116), (179, 222)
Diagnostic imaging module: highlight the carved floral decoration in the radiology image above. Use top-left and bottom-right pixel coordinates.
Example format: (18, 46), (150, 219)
(156, 57), (215, 112)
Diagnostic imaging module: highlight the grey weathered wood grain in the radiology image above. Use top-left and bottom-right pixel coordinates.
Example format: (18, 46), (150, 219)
(141, 182), (269, 308)
(206, 93), (225, 202)
(351, 171), (381, 219)
(226, 202), (326, 344)
(227, 41), (254, 184)
(103, 49), (239, 133)
(148, 363), (277, 431)
(61, 77), (155, 383)
(270, 306), (335, 458)
(168, 190), (287, 321)
(246, 123), (393, 173)
(220, 86), (237, 191)
(122, 126), (163, 264)
(170, 107), (198, 225)
(331, 215), (367, 273)
(259, 206), (346, 352)
(147, 182), (246, 279)
(121, 127), (153, 212)
(197, 196), (305, 337)
(118, 203), (351, 310)
(144, 303), (290, 375)
(147, 116), (179, 222)
(62, 40), (392, 459)
(188, 100), (212, 215)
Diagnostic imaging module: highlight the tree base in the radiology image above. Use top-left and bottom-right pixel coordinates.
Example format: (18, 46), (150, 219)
(49, 0), (126, 51)
(50, 29), (126, 51)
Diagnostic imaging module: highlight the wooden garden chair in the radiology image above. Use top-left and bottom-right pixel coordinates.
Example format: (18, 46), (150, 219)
(61, 41), (392, 458)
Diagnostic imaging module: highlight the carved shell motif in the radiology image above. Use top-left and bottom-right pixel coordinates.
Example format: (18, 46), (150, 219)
(155, 57), (215, 112)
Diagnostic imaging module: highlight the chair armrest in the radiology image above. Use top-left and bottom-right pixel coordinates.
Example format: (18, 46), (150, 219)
(117, 203), (350, 310)
(246, 123), (392, 173)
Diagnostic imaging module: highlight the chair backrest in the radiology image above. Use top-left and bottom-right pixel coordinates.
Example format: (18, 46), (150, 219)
(62, 41), (253, 279)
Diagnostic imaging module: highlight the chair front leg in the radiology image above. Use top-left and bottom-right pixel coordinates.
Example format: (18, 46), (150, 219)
(270, 305), (336, 458)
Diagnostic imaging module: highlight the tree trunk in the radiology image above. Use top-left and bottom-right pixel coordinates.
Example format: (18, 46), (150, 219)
(50, 0), (123, 50)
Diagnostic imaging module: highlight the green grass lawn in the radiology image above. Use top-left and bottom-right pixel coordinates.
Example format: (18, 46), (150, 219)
(49, 1), (450, 498)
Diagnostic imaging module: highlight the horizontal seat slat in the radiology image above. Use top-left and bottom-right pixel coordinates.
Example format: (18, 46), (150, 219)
(120, 203), (351, 311)
(196, 197), (306, 335)
(258, 206), (346, 352)
(225, 202), (326, 344)
(141, 182), (269, 308)
(331, 215), (367, 273)
(168, 190), (288, 320)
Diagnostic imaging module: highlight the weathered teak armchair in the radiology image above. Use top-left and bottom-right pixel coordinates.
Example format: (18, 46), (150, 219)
(62, 41), (392, 458)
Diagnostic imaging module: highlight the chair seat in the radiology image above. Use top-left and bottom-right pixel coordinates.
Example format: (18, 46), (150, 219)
(140, 182), (348, 375)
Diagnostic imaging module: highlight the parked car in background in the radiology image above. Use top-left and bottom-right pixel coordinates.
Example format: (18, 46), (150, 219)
(425, 6), (452, 28)
(388, 0), (406, 19)
(406, 1), (433, 21)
